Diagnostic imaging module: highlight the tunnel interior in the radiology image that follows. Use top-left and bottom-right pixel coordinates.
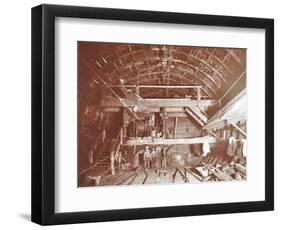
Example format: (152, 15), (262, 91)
(78, 42), (247, 187)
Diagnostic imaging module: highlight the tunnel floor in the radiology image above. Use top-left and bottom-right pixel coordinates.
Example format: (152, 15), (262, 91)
(78, 163), (246, 187)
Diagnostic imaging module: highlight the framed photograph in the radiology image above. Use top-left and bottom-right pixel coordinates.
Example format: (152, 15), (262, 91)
(31, 4), (274, 225)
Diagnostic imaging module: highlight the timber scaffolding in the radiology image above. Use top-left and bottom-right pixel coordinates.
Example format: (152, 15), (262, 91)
(100, 85), (246, 146)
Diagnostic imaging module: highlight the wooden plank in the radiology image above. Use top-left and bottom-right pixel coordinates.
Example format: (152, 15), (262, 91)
(185, 168), (201, 183)
(204, 119), (227, 130)
(101, 97), (214, 108)
(185, 107), (204, 126)
(224, 167), (235, 175)
(125, 136), (221, 146)
(193, 167), (209, 178)
(212, 169), (233, 181)
(230, 122), (247, 137)
(207, 128), (220, 139)
(235, 164), (246, 175)
(104, 108), (205, 113)
(166, 112), (188, 117)
(197, 87), (201, 101)
(189, 105), (208, 123)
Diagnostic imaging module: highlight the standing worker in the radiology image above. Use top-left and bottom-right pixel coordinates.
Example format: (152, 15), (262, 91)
(144, 146), (152, 169)
(226, 136), (238, 163)
(161, 148), (167, 168)
(200, 138), (211, 164)
(151, 147), (157, 168)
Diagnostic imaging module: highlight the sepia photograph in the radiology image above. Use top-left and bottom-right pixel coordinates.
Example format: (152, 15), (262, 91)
(78, 42), (247, 187)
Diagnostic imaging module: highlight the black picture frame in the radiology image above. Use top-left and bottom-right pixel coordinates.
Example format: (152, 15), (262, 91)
(31, 4), (274, 225)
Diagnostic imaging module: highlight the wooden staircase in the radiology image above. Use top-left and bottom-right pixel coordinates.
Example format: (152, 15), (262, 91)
(185, 106), (208, 127)
(94, 139), (115, 168)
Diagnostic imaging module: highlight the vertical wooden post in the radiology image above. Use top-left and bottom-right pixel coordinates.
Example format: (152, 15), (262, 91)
(123, 109), (129, 139)
(136, 86), (140, 97)
(223, 130), (226, 139)
(134, 120), (137, 138)
(151, 113), (155, 127)
(197, 87), (201, 102)
(120, 127), (123, 145)
(174, 117), (178, 138)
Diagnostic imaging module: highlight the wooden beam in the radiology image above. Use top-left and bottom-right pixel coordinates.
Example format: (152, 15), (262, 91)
(203, 119), (227, 130)
(166, 112), (188, 117)
(235, 164), (246, 175)
(189, 105), (208, 123)
(206, 129), (220, 139)
(230, 122), (247, 137)
(104, 108), (192, 113)
(197, 87), (201, 101)
(136, 86), (140, 96)
(185, 107), (204, 127)
(124, 136), (222, 146)
(101, 97), (214, 108)
(211, 169), (233, 181)
(203, 164), (233, 181)
(103, 108), (206, 117)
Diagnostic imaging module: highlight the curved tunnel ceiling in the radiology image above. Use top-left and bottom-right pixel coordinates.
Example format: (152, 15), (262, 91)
(78, 42), (246, 101)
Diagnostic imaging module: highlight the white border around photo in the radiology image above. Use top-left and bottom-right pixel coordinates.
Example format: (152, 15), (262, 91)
(55, 17), (265, 213)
